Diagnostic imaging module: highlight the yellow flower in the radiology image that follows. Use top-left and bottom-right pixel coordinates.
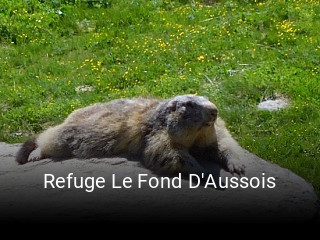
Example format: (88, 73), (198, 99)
(197, 55), (205, 61)
(159, 42), (167, 48)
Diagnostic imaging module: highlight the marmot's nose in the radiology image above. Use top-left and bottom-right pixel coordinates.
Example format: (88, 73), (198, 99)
(209, 108), (218, 120)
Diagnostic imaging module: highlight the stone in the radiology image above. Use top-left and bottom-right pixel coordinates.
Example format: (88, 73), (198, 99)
(258, 98), (289, 111)
(0, 142), (318, 223)
(75, 85), (95, 93)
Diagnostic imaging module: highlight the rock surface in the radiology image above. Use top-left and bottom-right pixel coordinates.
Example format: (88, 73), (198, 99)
(258, 98), (289, 111)
(0, 142), (319, 223)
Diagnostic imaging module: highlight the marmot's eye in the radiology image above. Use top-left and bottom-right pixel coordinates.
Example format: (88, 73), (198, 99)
(169, 105), (176, 112)
(185, 101), (193, 108)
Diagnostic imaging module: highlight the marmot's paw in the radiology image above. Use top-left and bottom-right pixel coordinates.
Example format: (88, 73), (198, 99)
(227, 160), (245, 175)
(29, 156), (45, 163)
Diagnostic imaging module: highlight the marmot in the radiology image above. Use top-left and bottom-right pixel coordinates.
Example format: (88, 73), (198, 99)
(16, 95), (245, 176)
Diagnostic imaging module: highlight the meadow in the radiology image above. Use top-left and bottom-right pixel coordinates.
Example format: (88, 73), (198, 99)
(0, 0), (319, 194)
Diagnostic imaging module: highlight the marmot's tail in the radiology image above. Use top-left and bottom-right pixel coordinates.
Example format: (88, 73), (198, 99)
(16, 136), (37, 164)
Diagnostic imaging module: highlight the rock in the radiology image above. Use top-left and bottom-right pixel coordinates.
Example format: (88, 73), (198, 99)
(227, 69), (244, 76)
(258, 98), (289, 111)
(0, 142), (318, 223)
(75, 85), (95, 93)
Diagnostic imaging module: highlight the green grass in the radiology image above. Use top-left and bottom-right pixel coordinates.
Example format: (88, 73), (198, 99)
(0, 0), (319, 195)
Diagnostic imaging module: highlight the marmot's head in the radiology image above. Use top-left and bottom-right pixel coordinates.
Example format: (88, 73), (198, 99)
(165, 95), (218, 139)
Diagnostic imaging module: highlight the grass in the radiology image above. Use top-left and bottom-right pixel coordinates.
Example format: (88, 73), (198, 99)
(0, 0), (319, 195)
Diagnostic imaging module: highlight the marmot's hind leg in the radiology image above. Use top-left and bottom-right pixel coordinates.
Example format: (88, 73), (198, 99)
(29, 155), (46, 162)
(36, 125), (73, 160)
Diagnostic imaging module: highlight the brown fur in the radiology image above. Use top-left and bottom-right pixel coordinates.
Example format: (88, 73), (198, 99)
(16, 136), (37, 164)
(16, 95), (245, 176)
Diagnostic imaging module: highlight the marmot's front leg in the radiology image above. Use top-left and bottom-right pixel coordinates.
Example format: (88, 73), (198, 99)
(214, 119), (245, 175)
(217, 147), (245, 175)
(144, 132), (209, 176)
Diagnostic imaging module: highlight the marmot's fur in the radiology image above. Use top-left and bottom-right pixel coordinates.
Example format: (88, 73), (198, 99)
(16, 95), (245, 176)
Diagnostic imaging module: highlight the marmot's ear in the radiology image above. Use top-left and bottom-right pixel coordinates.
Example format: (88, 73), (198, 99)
(167, 100), (177, 112)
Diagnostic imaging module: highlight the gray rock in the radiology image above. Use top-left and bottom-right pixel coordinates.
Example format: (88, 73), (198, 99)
(258, 98), (289, 111)
(0, 142), (318, 223)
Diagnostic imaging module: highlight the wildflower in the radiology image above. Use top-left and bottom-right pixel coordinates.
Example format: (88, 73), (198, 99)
(159, 42), (167, 48)
(197, 55), (205, 61)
